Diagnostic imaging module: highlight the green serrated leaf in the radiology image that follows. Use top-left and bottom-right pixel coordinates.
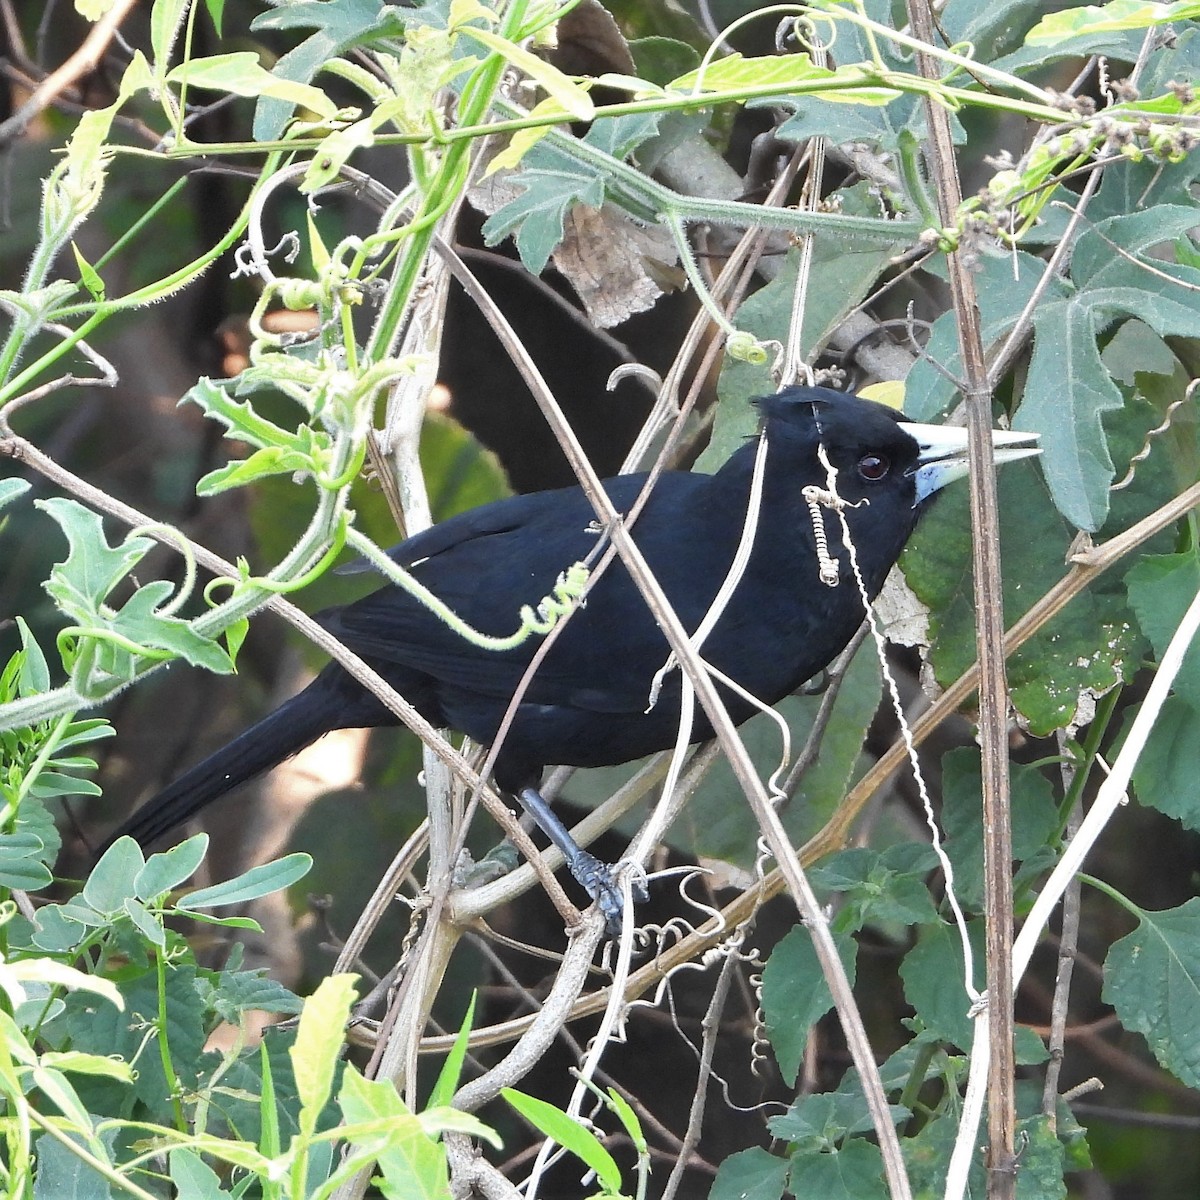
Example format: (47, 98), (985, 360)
(761, 926), (857, 1087)
(709, 1147), (790, 1200)
(1104, 897), (1200, 1087)
(1129, 696), (1200, 830)
(904, 457), (1144, 734)
(249, 0), (409, 142)
(481, 160), (605, 274)
(37, 497), (154, 619)
(786, 1138), (890, 1200)
(196, 446), (318, 496)
(209, 970), (303, 1022)
(151, 0), (189, 72)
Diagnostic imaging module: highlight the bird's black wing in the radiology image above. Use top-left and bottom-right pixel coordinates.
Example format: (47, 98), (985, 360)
(320, 471), (735, 715)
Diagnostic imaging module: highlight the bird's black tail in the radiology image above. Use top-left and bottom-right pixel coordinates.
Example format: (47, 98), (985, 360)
(99, 677), (352, 856)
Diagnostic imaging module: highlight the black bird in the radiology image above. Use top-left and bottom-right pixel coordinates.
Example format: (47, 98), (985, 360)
(102, 387), (1037, 924)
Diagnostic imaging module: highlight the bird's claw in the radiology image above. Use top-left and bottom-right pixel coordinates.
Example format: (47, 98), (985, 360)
(567, 851), (648, 936)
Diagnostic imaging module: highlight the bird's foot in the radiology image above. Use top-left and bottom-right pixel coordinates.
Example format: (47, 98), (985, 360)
(566, 850), (649, 936)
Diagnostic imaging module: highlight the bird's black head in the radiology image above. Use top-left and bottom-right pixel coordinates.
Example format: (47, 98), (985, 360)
(753, 385), (1040, 512)
(754, 386), (926, 513)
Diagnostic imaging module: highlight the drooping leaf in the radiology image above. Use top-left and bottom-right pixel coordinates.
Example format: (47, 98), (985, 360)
(1104, 898), (1200, 1088)
(761, 925), (857, 1087)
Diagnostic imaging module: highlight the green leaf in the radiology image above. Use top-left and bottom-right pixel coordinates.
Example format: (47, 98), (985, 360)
(0, 834), (52, 890)
(809, 844), (941, 930)
(123, 896), (166, 947)
(939, 750), (1061, 909)
(184, 377), (307, 453)
(428, 993), (476, 1110)
(903, 457), (1144, 735)
(177, 853), (312, 909)
(340, 1066), (452, 1195)
(166, 53), (337, 118)
(1103, 897), (1200, 1087)
(1027, 1), (1200, 44)
(70, 241), (104, 301)
(83, 836), (144, 914)
(30, 905), (89, 953)
(34, 498), (235, 678)
(786, 1138), (890, 1200)
(502, 1088), (623, 1194)
(134, 834), (209, 900)
(673, 640), (882, 866)
(709, 1147), (789, 1200)
(170, 1148), (229, 1200)
(196, 446), (319, 496)
(705, 235), (911, 470)
(1022, 210), (1200, 531)
(249, 0), (409, 141)
(32, 1126), (120, 1197)
(770, 1083), (908, 1144)
(670, 53), (899, 105)
(292, 973), (358, 1137)
(203, 0), (226, 37)
(1126, 550), (1200, 709)
(481, 158), (605, 275)
(106, 580), (236, 674)
(0, 479), (31, 511)
(206, 969), (303, 1022)
(39, 1050), (133, 1081)
(480, 113), (667, 274)
(16, 617), (50, 695)
(761, 926), (856, 1087)
(12, 799), (62, 878)
(37, 498), (154, 618)
(904, 251), (1067, 422)
(900, 920), (979, 1051)
(151, 0), (189, 71)
(458, 26), (595, 120)
(1130, 696), (1200, 830)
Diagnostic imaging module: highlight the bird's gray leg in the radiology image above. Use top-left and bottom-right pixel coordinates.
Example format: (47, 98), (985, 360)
(516, 786), (645, 934)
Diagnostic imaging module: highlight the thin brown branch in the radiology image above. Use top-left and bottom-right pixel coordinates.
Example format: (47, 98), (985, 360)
(903, 3), (1015, 1186)
(0, 0), (140, 144)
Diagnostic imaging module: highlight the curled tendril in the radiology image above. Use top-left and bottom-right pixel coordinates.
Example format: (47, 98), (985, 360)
(1111, 381), (1197, 491)
(727, 330), (770, 364)
(778, 13), (837, 56)
(124, 523), (198, 619)
(346, 527), (589, 652)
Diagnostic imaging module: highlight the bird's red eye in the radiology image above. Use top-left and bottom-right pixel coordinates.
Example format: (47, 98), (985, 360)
(858, 453), (890, 481)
